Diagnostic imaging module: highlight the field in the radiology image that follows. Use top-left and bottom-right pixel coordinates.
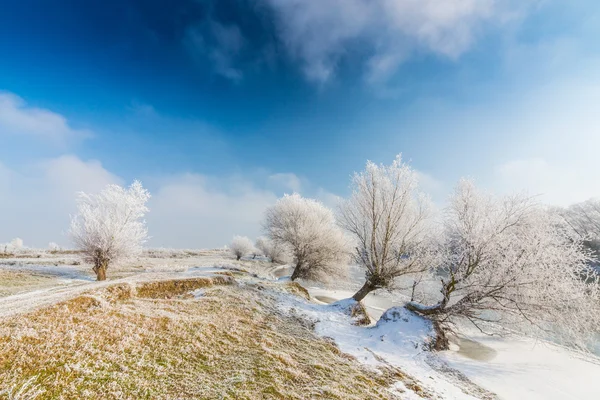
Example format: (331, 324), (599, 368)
(0, 249), (599, 399)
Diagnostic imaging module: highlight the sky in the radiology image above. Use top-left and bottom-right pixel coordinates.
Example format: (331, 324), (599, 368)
(1, 0), (599, 248)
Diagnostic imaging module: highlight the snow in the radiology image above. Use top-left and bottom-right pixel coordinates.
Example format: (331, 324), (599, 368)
(2, 252), (600, 399)
(441, 332), (600, 400)
(275, 291), (482, 400)
(301, 285), (600, 399)
(306, 286), (405, 320)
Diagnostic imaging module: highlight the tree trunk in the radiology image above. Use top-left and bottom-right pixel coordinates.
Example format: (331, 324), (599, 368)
(290, 261), (303, 281)
(93, 257), (109, 281)
(352, 280), (376, 302)
(96, 265), (107, 281)
(406, 278), (452, 316)
(431, 321), (450, 351)
(236, 255), (241, 261)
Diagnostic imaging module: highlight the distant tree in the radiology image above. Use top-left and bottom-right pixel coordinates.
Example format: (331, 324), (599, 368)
(406, 180), (600, 351)
(263, 193), (348, 281)
(48, 242), (61, 252)
(230, 236), (254, 261)
(69, 181), (150, 281)
(255, 236), (290, 264)
(339, 155), (437, 302)
(557, 199), (600, 259)
(10, 238), (23, 250)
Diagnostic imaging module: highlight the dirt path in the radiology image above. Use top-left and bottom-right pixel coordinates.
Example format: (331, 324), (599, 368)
(0, 267), (228, 319)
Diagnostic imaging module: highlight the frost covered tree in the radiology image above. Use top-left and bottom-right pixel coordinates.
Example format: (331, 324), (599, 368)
(558, 199), (600, 259)
(48, 242), (61, 252)
(263, 193), (348, 281)
(69, 181), (150, 281)
(339, 155), (436, 302)
(406, 180), (600, 351)
(10, 238), (23, 250)
(230, 235), (254, 260)
(255, 236), (290, 264)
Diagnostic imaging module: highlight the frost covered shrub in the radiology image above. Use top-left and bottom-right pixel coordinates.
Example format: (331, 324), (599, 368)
(48, 242), (61, 252)
(10, 238), (23, 250)
(69, 181), (150, 281)
(230, 236), (254, 260)
(263, 193), (349, 281)
(339, 155), (437, 301)
(255, 236), (290, 265)
(407, 180), (600, 351)
(1, 238), (25, 255)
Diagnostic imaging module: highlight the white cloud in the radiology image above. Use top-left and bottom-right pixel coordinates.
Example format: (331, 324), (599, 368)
(0, 155), (120, 247)
(43, 155), (122, 195)
(0, 92), (91, 141)
(494, 156), (600, 206)
(267, 172), (302, 193)
(147, 174), (278, 248)
(0, 156), (300, 249)
(264, 0), (521, 82)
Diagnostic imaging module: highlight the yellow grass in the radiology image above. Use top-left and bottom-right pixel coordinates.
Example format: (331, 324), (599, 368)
(0, 278), (412, 399)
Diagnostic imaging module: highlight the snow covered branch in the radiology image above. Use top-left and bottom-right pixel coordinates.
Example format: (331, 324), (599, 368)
(407, 179), (600, 351)
(339, 155), (437, 301)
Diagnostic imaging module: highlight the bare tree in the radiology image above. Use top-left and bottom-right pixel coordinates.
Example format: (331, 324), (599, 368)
(339, 155), (436, 302)
(263, 193), (348, 281)
(230, 235), (254, 260)
(407, 180), (600, 351)
(69, 181), (150, 281)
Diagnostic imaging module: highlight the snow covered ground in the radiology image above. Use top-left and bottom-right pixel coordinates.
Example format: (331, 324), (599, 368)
(276, 292), (489, 399)
(442, 333), (600, 400)
(302, 284), (600, 399)
(1, 251), (599, 399)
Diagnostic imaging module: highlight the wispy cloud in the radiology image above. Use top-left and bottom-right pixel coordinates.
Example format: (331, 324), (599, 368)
(185, 20), (246, 82)
(263, 0), (526, 83)
(0, 92), (92, 141)
(0, 155), (120, 246)
(0, 154), (312, 248)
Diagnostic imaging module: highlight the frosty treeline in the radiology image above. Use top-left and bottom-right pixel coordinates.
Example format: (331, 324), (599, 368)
(67, 155), (600, 351)
(260, 155), (600, 351)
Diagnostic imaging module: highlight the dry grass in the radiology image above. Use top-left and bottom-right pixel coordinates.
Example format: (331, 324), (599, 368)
(0, 271), (57, 298)
(135, 276), (235, 299)
(0, 278), (407, 399)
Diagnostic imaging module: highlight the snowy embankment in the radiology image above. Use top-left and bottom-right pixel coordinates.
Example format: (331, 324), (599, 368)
(297, 284), (600, 400)
(276, 289), (488, 399)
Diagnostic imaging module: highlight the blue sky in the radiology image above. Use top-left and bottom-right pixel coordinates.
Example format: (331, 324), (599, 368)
(1, 0), (600, 248)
